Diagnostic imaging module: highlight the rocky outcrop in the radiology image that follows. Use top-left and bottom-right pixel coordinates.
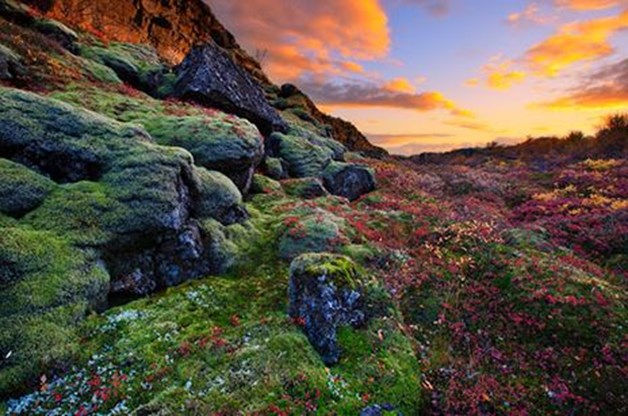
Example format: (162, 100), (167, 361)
(322, 162), (377, 201)
(267, 132), (335, 178)
(0, 87), (245, 292)
(27, 0), (268, 83)
(288, 253), (367, 365)
(174, 44), (287, 136)
(278, 84), (388, 158)
(0, 86), (253, 391)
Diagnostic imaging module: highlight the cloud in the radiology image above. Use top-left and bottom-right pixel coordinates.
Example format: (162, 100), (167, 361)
(553, 0), (627, 10)
(508, 3), (554, 26)
(299, 79), (474, 116)
(206, 0), (390, 81)
(483, 56), (527, 90)
(537, 58), (628, 109)
(470, 55), (527, 91)
(524, 9), (628, 76)
(383, 77), (417, 93)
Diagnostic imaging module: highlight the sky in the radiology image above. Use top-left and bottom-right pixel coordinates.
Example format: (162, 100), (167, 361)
(206, 0), (628, 155)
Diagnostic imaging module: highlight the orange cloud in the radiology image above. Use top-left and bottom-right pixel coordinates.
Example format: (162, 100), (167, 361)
(524, 9), (628, 76)
(554, 0), (626, 10)
(207, 0), (390, 81)
(537, 58), (628, 109)
(484, 57), (527, 90)
(300, 79), (474, 117)
(384, 77), (417, 94)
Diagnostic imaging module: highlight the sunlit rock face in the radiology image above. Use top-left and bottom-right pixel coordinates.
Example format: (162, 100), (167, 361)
(26, 0), (268, 82)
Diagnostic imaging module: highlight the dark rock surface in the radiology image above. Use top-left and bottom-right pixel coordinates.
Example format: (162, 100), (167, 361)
(288, 253), (367, 365)
(0, 44), (26, 80)
(322, 161), (376, 201)
(174, 44), (288, 136)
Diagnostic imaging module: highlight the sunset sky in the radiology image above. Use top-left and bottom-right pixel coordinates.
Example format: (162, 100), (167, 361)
(207, 0), (628, 154)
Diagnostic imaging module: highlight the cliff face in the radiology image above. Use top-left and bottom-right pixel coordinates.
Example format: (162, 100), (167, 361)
(26, 0), (269, 83)
(26, 0), (387, 157)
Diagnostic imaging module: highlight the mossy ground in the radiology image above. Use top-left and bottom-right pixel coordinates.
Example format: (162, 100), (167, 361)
(4, 194), (422, 415)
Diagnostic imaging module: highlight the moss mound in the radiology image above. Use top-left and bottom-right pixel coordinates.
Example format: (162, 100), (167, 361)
(0, 159), (55, 217)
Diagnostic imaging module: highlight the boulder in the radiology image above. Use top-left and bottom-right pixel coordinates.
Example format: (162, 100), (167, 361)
(322, 161), (376, 201)
(249, 174), (282, 195)
(145, 112), (264, 193)
(278, 208), (347, 260)
(193, 168), (247, 225)
(79, 43), (168, 94)
(264, 156), (286, 180)
(0, 159), (55, 217)
(267, 133), (334, 178)
(174, 44), (288, 136)
(288, 253), (367, 365)
(0, 44), (26, 80)
(282, 177), (329, 199)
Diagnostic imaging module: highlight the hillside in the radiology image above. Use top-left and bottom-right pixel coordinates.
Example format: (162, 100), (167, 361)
(0, 0), (626, 415)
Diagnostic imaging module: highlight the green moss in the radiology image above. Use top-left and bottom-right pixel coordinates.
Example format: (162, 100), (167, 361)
(290, 253), (361, 289)
(250, 174), (283, 194)
(0, 227), (109, 394)
(194, 168), (243, 220)
(277, 208), (348, 260)
(50, 86), (263, 172)
(0, 159), (55, 217)
(282, 177), (327, 199)
(270, 132), (334, 178)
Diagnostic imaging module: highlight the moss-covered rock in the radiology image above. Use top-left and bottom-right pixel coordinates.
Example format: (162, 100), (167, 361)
(268, 132), (334, 178)
(278, 208), (348, 260)
(288, 253), (366, 364)
(193, 168), (246, 225)
(0, 87), (250, 393)
(0, 159), (55, 217)
(50, 87), (264, 192)
(79, 42), (168, 93)
(249, 174), (283, 194)
(282, 177), (329, 199)
(263, 156), (285, 180)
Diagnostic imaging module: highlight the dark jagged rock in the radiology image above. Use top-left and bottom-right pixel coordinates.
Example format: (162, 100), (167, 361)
(288, 253), (367, 365)
(33, 19), (78, 52)
(174, 44), (288, 136)
(322, 161), (376, 201)
(0, 44), (26, 80)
